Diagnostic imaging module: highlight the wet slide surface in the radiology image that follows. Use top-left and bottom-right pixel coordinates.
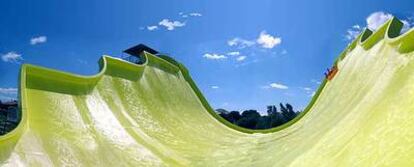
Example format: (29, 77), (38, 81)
(1, 18), (414, 166)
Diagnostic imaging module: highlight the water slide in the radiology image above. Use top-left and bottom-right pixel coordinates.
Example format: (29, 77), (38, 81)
(1, 17), (414, 166)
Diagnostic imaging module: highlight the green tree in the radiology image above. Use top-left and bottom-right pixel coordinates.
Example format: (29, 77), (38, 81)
(217, 103), (300, 130)
(236, 110), (261, 129)
(255, 116), (271, 129)
(280, 103), (296, 121)
(217, 109), (242, 124)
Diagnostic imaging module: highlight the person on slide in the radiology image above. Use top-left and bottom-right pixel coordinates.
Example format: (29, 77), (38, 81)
(325, 65), (338, 80)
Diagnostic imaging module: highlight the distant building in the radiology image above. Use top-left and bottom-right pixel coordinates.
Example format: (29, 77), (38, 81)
(123, 44), (159, 64)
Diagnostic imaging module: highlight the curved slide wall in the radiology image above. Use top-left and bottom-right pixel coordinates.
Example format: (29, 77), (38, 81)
(0, 18), (414, 166)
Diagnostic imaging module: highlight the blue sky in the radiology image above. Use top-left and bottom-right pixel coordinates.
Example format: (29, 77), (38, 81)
(1, 0), (414, 114)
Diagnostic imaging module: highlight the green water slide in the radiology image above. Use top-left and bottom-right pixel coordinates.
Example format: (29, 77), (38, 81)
(1, 17), (414, 166)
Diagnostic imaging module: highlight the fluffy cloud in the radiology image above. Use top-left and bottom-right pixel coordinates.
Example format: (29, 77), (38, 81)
(401, 19), (412, 33)
(236, 56), (246, 62)
(345, 12), (413, 41)
(227, 38), (255, 48)
(263, 83), (288, 90)
(203, 53), (227, 60)
(228, 31), (282, 49)
(159, 19), (186, 30)
(227, 51), (240, 56)
(204, 51), (247, 62)
(270, 83), (288, 89)
(146, 13), (200, 31)
(147, 26), (158, 31)
(366, 12), (393, 31)
(345, 25), (363, 41)
(256, 31), (282, 49)
(0, 88), (18, 95)
(1, 52), (23, 63)
(30, 36), (47, 45)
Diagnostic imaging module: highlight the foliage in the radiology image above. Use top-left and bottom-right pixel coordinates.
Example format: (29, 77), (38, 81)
(216, 103), (301, 130)
(0, 100), (19, 135)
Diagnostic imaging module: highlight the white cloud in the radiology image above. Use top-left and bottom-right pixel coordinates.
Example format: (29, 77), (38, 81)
(189, 13), (202, 17)
(256, 31), (282, 49)
(366, 12), (393, 31)
(281, 49), (288, 55)
(204, 51), (246, 62)
(30, 36), (47, 45)
(227, 38), (255, 48)
(345, 12), (413, 41)
(345, 24), (363, 41)
(236, 56), (246, 62)
(401, 19), (412, 34)
(0, 88), (18, 95)
(270, 83), (288, 89)
(262, 83), (288, 90)
(1, 52), (23, 63)
(147, 26), (158, 31)
(228, 31), (282, 49)
(366, 12), (412, 33)
(211, 86), (219, 89)
(203, 53), (227, 60)
(159, 19), (186, 30)
(227, 51), (240, 56)
(180, 12), (202, 18)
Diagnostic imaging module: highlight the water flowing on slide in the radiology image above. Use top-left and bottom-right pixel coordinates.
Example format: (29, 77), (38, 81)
(1, 18), (414, 166)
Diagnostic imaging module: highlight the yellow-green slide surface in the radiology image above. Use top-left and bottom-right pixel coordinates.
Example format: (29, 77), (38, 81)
(1, 18), (414, 166)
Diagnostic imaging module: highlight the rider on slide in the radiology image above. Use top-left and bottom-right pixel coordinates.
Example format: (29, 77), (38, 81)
(325, 65), (338, 80)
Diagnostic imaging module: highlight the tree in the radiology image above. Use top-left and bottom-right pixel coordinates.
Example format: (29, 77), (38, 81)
(218, 109), (242, 124)
(217, 103), (300, 130)
(255, 116), (271, 129)
(236, 110), (261, 129)
(284, 103), (297, 120)
(267, 105), (277, 115)
(280, 103), (296, 121)
(228, 111), (241, 123)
